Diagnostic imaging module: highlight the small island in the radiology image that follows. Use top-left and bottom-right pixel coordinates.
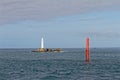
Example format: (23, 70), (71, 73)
(32, 48), (62, 52)
(32, 36), (62, 52)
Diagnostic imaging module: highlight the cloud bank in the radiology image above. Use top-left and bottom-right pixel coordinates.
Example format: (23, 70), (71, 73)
(0, 0), (120, 24)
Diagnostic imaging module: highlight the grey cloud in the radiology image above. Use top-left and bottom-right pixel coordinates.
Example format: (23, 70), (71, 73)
(0, 0), (120, 25)
(80, 32), (120, 38)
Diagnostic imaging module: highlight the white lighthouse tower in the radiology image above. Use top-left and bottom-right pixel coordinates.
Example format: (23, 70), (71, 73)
(37, 36), (45, 52)
(41, 36), (44, 48)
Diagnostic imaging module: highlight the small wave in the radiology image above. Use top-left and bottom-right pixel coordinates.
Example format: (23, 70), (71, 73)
(40, 75), (62, 80)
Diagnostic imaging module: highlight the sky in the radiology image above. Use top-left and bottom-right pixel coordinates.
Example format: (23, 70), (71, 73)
(0, 0), (120, 48)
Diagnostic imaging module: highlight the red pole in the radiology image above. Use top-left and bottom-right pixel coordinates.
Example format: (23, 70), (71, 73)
(86, 37), (90, 62)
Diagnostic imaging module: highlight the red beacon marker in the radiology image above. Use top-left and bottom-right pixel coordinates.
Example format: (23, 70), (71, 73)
(86, 37), (90, 62)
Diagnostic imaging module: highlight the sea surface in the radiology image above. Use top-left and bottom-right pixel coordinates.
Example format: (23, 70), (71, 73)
(0, 48), (120, 80)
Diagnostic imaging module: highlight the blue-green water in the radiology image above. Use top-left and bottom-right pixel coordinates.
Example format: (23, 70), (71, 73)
(0, 48), (120, 80)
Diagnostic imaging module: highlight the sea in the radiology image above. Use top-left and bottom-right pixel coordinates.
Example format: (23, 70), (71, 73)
(0, 48), (120, 80)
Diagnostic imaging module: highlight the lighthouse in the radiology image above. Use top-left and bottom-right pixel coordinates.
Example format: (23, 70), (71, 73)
(41, 36), (44, 48)
(37, 36), (45, 52)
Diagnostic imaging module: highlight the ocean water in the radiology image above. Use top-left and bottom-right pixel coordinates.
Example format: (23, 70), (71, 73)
(0, 48), (120, 80)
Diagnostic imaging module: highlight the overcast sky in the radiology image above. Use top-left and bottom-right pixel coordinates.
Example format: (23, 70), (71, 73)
(0, 0), (120, 48)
